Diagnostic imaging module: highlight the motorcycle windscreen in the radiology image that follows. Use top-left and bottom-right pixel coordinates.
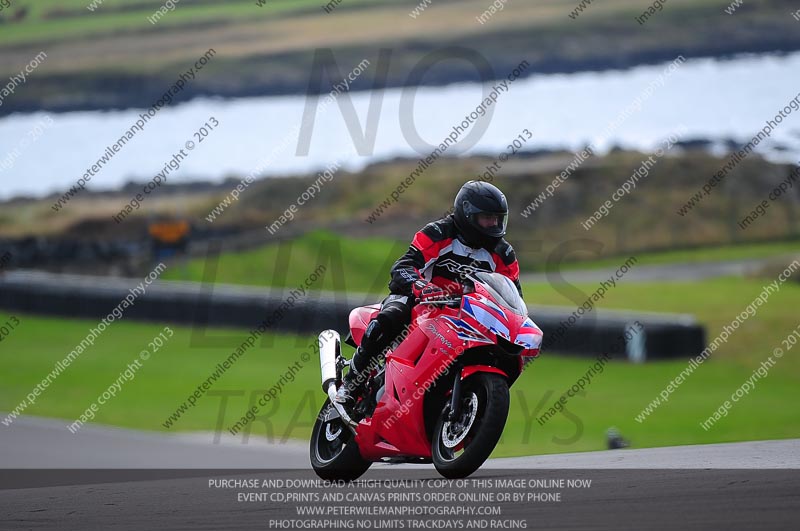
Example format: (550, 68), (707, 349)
(473, 271), (527, 316)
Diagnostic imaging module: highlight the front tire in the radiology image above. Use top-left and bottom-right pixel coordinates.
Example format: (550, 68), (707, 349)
(432, 373), (509, 479)
(310, 399), (371, 481)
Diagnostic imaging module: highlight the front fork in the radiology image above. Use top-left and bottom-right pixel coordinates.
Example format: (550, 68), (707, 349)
(446, 364), (508, 421)
(447, 363), (463, 422)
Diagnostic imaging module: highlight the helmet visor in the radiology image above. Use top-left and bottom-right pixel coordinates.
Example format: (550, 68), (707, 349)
(463, 200), (507, 237)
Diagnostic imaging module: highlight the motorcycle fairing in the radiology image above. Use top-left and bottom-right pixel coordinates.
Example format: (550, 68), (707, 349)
(348, 304), (381, 346)
(515, 317), (543, 350)
(462, 297), (511, 340)
(441, 316), (494, 344)
(350, 282), (543, 460)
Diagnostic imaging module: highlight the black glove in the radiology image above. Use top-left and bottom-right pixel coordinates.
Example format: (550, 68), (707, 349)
(412, 280), (445, 302)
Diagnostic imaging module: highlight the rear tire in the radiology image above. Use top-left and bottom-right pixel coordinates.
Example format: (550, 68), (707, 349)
(310, 399), (371, 481)
(431, 373), (509, 479)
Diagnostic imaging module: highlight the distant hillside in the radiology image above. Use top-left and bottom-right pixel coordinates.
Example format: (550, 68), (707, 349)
(2, 0), (800, 114)
(222, 150), (800, 260)
(1, 149), (798, 269)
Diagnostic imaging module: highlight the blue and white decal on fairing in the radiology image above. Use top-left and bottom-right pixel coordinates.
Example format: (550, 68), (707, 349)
(514, 317), (543, 349)
(462, 298), (511, 340)
(475, 295), (507, 320)
(442, 316), (493, 344)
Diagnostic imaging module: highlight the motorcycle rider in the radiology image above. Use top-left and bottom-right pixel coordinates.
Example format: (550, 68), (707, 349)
(334, 180), (522, 409)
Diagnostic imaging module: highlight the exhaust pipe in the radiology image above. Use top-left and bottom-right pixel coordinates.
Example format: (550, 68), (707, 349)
(319, 329), (341, 393)
(318, 330), (358, 430)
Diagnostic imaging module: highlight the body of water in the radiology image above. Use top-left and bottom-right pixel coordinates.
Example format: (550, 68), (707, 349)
(1, 52), (799, 200)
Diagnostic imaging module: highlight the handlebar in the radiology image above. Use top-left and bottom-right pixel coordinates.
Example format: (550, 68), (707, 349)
(417, 296), (462, 307)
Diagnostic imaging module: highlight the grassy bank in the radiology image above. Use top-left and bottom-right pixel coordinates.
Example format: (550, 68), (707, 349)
(3, 152), (797, 263)
(553, 240), (800, 271)
(2, 272), (798, 455)
(159, 230), (799, 287)
(523, 276), (800, 366)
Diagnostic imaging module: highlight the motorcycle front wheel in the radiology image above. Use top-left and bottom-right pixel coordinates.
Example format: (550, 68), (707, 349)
(431, 372), (509, 479)
(309, 399), (371, 481)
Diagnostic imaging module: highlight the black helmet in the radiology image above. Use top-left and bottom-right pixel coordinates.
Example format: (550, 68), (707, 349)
(452, 181), (508, 249)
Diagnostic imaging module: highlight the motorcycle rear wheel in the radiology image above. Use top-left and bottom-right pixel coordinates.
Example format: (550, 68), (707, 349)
(431, 373), (509, 479)
(309, 399), (371, 481)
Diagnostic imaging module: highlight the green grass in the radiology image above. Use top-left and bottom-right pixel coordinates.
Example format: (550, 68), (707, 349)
(521, 276), (800, 366)
(2, 272), (799, 456)
(0, 0), (395, 46)
(164, 230), (409, 294)
(554, 240), (800, 272)
(163, 231), (799, 289)
(0, 0), (767, 48)
(163, 232), (800, 369)
(0, 311), (323, 436)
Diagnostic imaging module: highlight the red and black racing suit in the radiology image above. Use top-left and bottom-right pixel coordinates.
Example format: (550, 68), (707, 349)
(350, 214), (522, 373)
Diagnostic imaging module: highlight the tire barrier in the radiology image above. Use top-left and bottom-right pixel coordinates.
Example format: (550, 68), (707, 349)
(0, 271), (705, 361)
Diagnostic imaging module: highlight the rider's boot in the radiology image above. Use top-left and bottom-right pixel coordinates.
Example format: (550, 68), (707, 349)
(334, 348), (368, 410)
(334, 318), (385, 410)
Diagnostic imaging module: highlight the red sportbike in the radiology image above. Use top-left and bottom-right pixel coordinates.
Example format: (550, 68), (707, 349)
(310, 272), (543, 479)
